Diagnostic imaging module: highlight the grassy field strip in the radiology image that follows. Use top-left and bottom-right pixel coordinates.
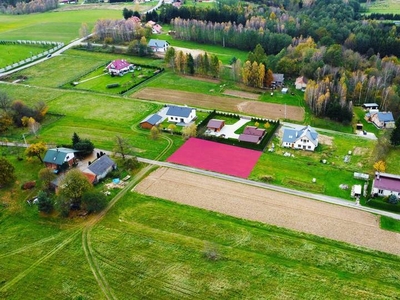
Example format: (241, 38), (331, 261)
(0, 229), (82, 293)
(0, 231), (69, 259)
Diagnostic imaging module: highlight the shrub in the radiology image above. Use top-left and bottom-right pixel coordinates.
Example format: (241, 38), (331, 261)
(387, 194), (399, 205)
(260, 175), (274, 182)
(22, 181), (36, 190)
(106, 83), (120, 88)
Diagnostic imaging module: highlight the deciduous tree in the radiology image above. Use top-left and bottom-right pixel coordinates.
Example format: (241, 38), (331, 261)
(182, 124), (197, 140)
(37, 191), (53, 213)
(0, 158), (16, 187)
(38, 168), (56, 191)
(150, 126), (160, 140)
(373, 160), (386, 172)
(25, 142), (47, 163)
(114, 135), (131, 160)
(82, 190), (107, 213)
(58, 169), (92, 208)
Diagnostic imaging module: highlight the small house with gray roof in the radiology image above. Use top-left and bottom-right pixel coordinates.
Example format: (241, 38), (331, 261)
(83, 155), (116, 184)
(140, 114), (163, 129)
(282, 125), (319, 151)
(148, 39), (170, 52)
(43, 147), (77, 171)
(166, 105), (196, 125)
(370, 111), (395, 129)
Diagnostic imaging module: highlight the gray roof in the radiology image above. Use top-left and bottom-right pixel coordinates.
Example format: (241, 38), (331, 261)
(141, 114), (162, 125)
(362, 103), (379, 108)
(148, 39), (169, 48)
(43, 148), (76, 165)
(282, 125), (318, 145)
(273, 73), (284, 82)
(166, 106), (193, 118)
(377, 112), (394, 122)
(88, 155), (115, 175)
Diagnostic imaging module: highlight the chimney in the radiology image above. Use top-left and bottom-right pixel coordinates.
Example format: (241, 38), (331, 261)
(376, 172), (380, 180)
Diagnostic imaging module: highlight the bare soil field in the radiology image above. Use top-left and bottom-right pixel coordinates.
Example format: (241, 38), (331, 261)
(133, 87), (304, 121)
(223, 89), (260, 100)
(135, 168), (400, 256)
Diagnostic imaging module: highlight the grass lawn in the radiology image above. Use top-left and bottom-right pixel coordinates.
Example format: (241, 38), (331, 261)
(362, 0), (400, 14)
(380, 216), (400, 233)
(385, 147), (400, 174)
(259, 86), (306, 107)
(0, 10), (122, 43)
(0, 44), (52, 68)
(250, 133), (376, 198)
(3, 191), (400, 299)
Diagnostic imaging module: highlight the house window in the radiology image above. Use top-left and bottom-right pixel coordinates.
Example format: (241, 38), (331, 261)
(308, 146), (311, 149)
(298, 144), (301, 148)
(379, 189), (383, 194)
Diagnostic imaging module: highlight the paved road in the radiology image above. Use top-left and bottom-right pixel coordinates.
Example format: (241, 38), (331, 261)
(137, 157), (400, 220)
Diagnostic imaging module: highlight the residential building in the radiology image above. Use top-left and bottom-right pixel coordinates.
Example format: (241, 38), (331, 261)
(148, 39), (170, 52)
(372, 172), (400, 197)
(282, 125), (319, 151)
(238, 126), (266, 143)
(43, 147), (77, 171)
(106, 59), (134, 76)
(166, 105), (196, 124)
(207, 119), (225, 132)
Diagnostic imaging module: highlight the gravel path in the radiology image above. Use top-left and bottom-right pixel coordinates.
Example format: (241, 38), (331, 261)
(135, 168), (400, 256)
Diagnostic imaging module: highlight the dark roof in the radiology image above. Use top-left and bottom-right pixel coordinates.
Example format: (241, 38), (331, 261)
(141, 114), (162, 125)
(243, 126), (265, 137)
(362, 103), (379, 108)
(88, 155), (115, 175)
(43, 148), (76, 165)
(207, 119), (225, 129)
(166, 106), (193, 118)
(373, 173), (400, 193)
(239, 134), (261, 143)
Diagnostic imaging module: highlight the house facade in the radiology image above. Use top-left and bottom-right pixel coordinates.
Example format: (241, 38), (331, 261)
(371, 172), (400, 197)
(295, 76), (308, 90)
(106, 59), (134, 76)
(148, 39), (170, 52)
(282, 125), (319, 151)
(43, 148), (77, 171)
(166, 106), (196, 124)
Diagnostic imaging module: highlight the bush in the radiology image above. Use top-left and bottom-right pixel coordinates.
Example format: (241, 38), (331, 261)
(82, 191), (107, 213)
(37, 191), (53, 214)
(387, 194), (399, 205)
(21, 181), (36, 190)
(106, 83), (120, 88)
(259, 175), (274, 182)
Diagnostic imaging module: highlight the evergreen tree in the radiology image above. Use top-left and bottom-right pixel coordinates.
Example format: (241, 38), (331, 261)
(72, 132), (81, 147)
(37, 191), (53, 214)
(390, 117), (400, 146)
(186, 53), (195, 75)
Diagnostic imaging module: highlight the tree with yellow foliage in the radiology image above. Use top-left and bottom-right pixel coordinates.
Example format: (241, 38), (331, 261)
(373, 160), (386, 172)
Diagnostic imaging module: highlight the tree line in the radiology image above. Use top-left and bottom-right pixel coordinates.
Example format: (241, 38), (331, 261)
(0, 0), (58, 14)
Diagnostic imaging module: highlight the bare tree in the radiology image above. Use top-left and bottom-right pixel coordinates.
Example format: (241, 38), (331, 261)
(113, 135), (132, 160)
(0, 91), (12, 113)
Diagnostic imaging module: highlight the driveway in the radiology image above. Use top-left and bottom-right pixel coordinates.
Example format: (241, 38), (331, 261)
(217, 118), (250, 139)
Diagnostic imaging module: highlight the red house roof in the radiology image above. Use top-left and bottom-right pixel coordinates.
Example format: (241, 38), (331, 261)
(107, 59), (132, 71)
(243, 126), (265, 137)
(238, 126), (266, 143)
(207, 119), (225, 129)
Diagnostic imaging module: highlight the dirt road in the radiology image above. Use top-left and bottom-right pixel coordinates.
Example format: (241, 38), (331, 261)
(135, 167), (400, 256)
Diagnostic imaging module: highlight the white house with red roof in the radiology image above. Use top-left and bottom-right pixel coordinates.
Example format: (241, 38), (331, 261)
(372, 172), (400, 197)
(106, 59), (134, 76)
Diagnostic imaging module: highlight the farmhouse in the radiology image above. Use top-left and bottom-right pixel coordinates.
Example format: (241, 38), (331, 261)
(83, 155), (116, 184)
(106, 59), (134, 76)
(282, 125), (319, 151)
(140, 114), (163, 129)
(207, 119), (225, 132)
(166, 105), (196, 125)
(43, 147), (77, 171)
(362, 103), (379, 111)
(238, 126), (266, 143)
(371, 172), (400, 197)
(366, 111), (395, 129)
(148, 39), (170, 52)
(295, 76), (308, 90)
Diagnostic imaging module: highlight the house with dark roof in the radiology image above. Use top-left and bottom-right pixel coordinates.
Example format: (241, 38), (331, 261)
(282, 125), (319, 151)
(372, 172), (400, 197)
(43, 147), (77, 171)
(238, 126), (266, 144)
(148, 39), (170, 52)
(370, 111), (395, 129)
(83, 155), (116, 184)
(140, 114), (163, 129)
(166, 105), (196, 125)
(207, 119), (225, 132)
(106, 59), (134, 76)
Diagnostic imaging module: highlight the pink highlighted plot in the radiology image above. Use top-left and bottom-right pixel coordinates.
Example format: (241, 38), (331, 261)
(167, 138), (262, 178)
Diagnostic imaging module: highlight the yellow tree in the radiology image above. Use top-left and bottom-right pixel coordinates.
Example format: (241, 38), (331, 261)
(242, 61), (252, 85)
(25, 142), (47, 163)
(373, 160), (386, 172)
(258, 63), (265, 88)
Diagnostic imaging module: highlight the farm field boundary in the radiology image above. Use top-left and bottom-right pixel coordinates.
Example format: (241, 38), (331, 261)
(132, 87), (304, 121)
(135, 167), (400, 256)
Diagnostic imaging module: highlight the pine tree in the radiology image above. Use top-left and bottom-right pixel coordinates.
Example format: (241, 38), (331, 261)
(390, 117), (400, 146)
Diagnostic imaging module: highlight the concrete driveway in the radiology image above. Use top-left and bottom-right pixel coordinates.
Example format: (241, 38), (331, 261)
(218, 118), (250, 139)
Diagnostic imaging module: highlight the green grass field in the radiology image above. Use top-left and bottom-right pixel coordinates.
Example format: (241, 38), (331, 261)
(362, 0), (400, 14)
(1, 191), (400, 299)
(0, 44), (53, 68)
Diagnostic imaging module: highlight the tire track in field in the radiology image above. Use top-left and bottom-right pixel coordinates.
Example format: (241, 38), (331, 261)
(82, 164), (157, 300)
(0, 231), (68, 259)
(0, 229), (81, 293)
